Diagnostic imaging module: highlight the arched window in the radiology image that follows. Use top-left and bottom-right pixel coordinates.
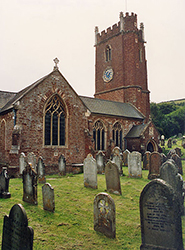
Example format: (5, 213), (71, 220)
(44, 95), (66, 146)
(112, 122), (123, 149)
(93, 120), (105, 151)
(105, 45), (111, 62)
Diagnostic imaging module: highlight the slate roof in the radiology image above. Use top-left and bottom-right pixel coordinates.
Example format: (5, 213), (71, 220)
(125, 123), (148, 138)
(0, 91), (17, 109)
(80, 96), (145, 120)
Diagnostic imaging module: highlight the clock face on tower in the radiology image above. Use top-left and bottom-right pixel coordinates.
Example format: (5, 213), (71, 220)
(103, 68), (114, 82)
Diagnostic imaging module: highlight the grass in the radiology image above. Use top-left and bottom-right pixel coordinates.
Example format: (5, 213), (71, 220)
(0, 147), (185, 249)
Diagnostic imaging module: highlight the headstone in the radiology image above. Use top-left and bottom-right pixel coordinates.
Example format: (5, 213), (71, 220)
(161, 135), (165, 146)
(37, 156), (46, 183)
(96, 150), (105, 174)
(27, 152), (37, 169)
(58, 155), (66, 175)
(167, 138), (172, 148)
(167, 148), (176, 159)
(174, 147), (181, 157)
(83, 154), (97, 189)
(42, 183), (55, 212)
(128, 151), (142, 178)
(94, 192), (116, 238)
(112, 153), (123, 175)
(160, 153), (167, 164)
(0, 167), (11, 198)
(105, 161), (122, 195)
(22, 163), (38, 205)
(111, 146), (122, 156)
(143, 151), (151, 170)
(140, 179), (184, 250)
(148, 151), (162, 180)
(171, 153), (183, 175)
(122, 149), (130, 166)
(19, 152), (26, 175)
(160, 160), (184, 216)
(2, 204), (34, 250)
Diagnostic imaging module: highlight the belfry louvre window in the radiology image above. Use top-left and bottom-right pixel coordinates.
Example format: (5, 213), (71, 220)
(44, 95), (66, 146)
(93, 120), (105, 151)
(105, 45), (111, 62)
(112, 122), (122, 149)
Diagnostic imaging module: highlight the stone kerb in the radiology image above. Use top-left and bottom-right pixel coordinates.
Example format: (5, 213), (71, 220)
(83, 154), (97, 189)
(140, 179), (184, 250)
(42, 183), (55, 212)
(105, 161), (122, 195)
(1, 204), (34, 250)
(128, 151), (142, 178)
(96, 150), (105, 174)
(148, 151), (161, 180)
(94, 192), (116, 238)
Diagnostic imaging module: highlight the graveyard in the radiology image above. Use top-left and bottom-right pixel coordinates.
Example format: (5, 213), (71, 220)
(0, 139), (185, 249)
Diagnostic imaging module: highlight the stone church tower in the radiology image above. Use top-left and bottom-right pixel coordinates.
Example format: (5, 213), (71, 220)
(94, 12), (150, 121)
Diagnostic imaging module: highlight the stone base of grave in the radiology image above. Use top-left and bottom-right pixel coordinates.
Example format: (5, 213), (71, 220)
(0, 192), (11, 199)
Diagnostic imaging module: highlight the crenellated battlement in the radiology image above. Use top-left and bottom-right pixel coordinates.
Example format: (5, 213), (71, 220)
(96, 22), (120, 44)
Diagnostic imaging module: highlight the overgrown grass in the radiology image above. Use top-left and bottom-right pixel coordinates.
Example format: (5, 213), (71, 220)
(0, 158), (184, 249)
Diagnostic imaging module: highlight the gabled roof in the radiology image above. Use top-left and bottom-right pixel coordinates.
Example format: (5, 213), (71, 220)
(0, 91), (17, 109)
(80, 96), (145, 120)
(125, 123), (148, 138)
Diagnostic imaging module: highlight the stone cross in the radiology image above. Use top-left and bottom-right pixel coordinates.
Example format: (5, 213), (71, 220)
(53, 57), (59, 70)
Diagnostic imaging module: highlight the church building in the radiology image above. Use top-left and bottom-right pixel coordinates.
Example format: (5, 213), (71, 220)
(0, 12), (159, 174)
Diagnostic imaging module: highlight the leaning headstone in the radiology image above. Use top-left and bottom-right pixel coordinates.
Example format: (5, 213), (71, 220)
(171, 153), (183, 175)
(94, 192), (116, 238)
(96, 150), (105, 174)
(140, 179), (184, 250)
(2, 204), (34, 250)
(167, 138), (172, 148)
(19, 152), (26, 175)
(37, 156), (46, 183)
(83, 154), (97, 189)
(122, 149), (130, 166)
(0, 167), (11, 198)
(128, 151), (142, 178)
(160, 160), (184, 216)
(143, 151), (151, 170)
(148, 151), (162, 180)
(27, 152), (37, 169)
(22, 163), (38, 205)
(42, 183), (55, 212)
(105, 161), (122, 195)
(58, 155), (66, 175)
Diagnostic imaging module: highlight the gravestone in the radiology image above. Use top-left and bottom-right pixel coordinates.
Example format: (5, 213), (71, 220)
(167, 148), (176, 159)
(112, 153), (123, 175)
(122, 149), (130, 166)
(148, 151), (162, 180)
(167, 138), (172, 148)
(94, 192), (116, 238)
(171, 153), (183, 175)
(83, 154), (97, 189)
(37, 156), (46, 183)
(174, 147), (181, 157)
(160, 153), (167, 164)
(19, 152), (26, 175)
(105, 161), (122, 195)
(2, 204), (34, 250)
(143, 151), (151, 170)
(128, 151), (142, 178)
(160, 160), (184, 216)
(96, 150), (105, 174)
(22, 163), (38, 205)
(27, 152), (36, 169)
(58, 155), (66, 175)
(42, 183), (55, 212)
(140, 179), (184, 250)
(0, 167), (11, 198)
(161, 135), (165, 146)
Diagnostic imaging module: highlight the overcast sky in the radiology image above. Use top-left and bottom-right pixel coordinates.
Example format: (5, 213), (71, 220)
(0, 0), (185, 103)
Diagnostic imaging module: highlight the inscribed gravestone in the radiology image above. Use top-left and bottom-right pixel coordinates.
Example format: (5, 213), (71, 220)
(22, 163), (38, 205)
(83, 154), (97, 189)
(96, 150), (105, 174)
(94, 192), (116, 238)
(171, 153), (183, 175)
(42, 183), (55, 212)
(58, 155), (66, 175)
(160, 160), (184, 216)
(148, 151), (161, 180)
(2, 204), (34, 250)
(140, 179), (184, 250)
(128, 151), (142, 178)
(105, 161), (122, 195)
(0, 167), (11, 198)
(122, 149), (130, 166)
(27, 152), (37, 169)
(19, 152), (26, 175)
(37, 156), (46, 184)
(143, 151), (151, 170)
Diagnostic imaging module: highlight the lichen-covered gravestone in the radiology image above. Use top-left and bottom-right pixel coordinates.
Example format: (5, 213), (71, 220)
(83, 154), (97, 189)
(37, 156), (46, 184)
(105, 161), (122, 195)
(94, 192), (116, 238)
(22, 163), (38, 205)
(1, 204), (34, 250)
(148, 151), (162, 179)
(58, 154), (66, 175)
(96, 150), (105, 174)
(140, 179), (184, 250)
(0, 167), (11, 198)
(42, 183), (55, 212)
(128, 151), (142, 178)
